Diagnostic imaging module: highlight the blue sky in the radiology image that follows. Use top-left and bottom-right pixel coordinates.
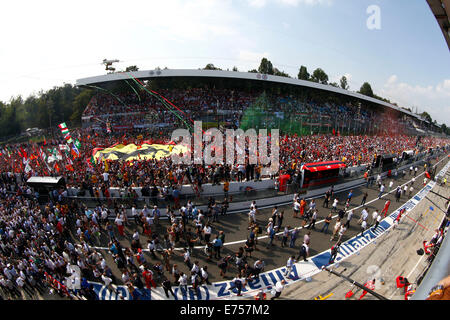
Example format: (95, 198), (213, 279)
(0, 0), (449, 124)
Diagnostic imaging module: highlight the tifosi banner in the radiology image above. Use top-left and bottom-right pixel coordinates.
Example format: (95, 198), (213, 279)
(93, 143), (188, 162)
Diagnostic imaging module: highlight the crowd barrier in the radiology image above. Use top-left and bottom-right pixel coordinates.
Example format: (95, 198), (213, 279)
(65, 148), (445, 217)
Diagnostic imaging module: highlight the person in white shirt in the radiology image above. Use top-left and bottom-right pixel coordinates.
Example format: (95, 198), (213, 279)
(360, 220), (368, 236)
(344, 210), (354, 228)
(200, 266), (211, 285)
(102, 171), (109, 183)
(229, 274), (245, 296)
(16, 276), (33, 297)
(293, 200), (300, 218)
(142, 205), (150, 217)
(308, 210), (317, 230)
(121, 271), (130, 283)
(248, 209), (256, 226)
(372, 214), (382, 231)
(101, 273), (117, 294)
(284, 256), (296, 277)
(191, 261), (200, 275)
(270, 279), (286, 300)
(178, 272), (188, 293)
(331, 198), (339, 213)
(183, 249), (192, 269)
(337, 225), (347, 243)
(372, 210), (379, 226)
(203, 224), (212, 243)
(359, 208), (369, 224)
(101, 209), (108, 225)
(114, 215), (124, 236)
(131, 206), (139, 224)
(308, 199), (316, 214)
(378, 184), (385, 199)
(147, 239), (157, 259)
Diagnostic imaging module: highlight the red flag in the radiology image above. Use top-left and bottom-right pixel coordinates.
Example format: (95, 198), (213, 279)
(21, 147), (28, 159)
(71, 148), (78, 159)
(65, 164), (74, 171)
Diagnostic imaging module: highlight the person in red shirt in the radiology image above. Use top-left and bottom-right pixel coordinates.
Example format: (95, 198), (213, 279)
(300, 199), (307, 217)
(381, 200), (391, 217)
(142, 267), (157, 290)
(358, 279), (376, 300)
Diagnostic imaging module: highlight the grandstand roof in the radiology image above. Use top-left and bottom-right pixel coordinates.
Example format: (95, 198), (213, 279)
(76, 69), (422, 120)
(427, 0), (450, 50)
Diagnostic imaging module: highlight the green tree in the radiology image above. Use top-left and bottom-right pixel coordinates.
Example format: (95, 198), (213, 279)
(248, 69), (258, 73)
(232, 66), (238, 72)
(70, 89), (95, 125)
(258, 58), (274, 75)
(311, 68), (329, 84)
(421, 111), (432, 123)
(273, 68), (290, 78)
(359, 82), (374, 97)
(203, 63), (221, 70)
(340, 76), (349, 90)
(297, 65), (310, 80)
(125, 65), (139, 72)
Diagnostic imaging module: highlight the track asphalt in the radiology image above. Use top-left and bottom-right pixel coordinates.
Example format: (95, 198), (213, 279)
(87, 155), (447, 287)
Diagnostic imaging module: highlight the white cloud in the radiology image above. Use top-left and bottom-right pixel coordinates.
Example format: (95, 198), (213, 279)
(235, 50), (270, 70)
(246, 0), (268, 7)
(329, 73), (353, 88)
(245, 0), (333, 7)
(276, 0), (333, 6)
(0, 0), (253, 101)
(379, 75), (450, 125)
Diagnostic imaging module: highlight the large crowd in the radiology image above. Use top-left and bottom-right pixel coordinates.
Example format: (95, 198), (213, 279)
(0, 87), (448, 300)
(82, 89), (419, 136)
(1, 124), (447, 197)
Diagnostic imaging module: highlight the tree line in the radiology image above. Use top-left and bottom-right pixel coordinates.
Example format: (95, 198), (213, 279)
(204, 58), (447, 131)
(0, 84), (94, 139)
(0, 60), (446, 139)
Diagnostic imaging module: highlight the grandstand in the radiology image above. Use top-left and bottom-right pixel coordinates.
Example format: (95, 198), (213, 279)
(76, 69), (436, 137)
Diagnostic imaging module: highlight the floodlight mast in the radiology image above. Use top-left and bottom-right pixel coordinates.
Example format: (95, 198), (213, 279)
(102, 59), (120, 73)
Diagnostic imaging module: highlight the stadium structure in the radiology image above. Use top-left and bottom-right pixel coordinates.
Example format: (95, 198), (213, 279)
(76, 69), (439, 137)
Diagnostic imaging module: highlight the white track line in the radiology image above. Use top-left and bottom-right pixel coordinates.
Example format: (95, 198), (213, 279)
(91, 155), (447, 252)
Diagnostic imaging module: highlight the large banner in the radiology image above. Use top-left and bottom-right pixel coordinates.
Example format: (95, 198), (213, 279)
(93, 143), (188, 162)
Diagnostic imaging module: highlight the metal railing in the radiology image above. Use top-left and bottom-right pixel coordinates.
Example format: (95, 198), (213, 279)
(63, 149), (447, 211)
